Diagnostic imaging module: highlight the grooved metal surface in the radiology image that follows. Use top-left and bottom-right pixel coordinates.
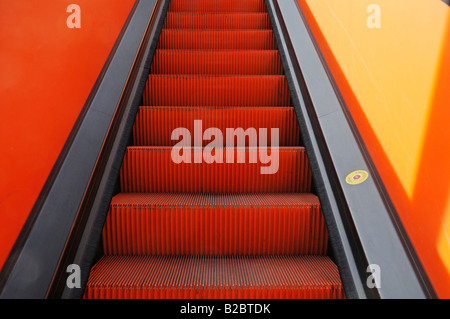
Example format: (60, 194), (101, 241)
(163, 13), (271, 29)
(85, 255), (344, 299)
(120, 147), (311, 193)
(133, 106), (299, 146)
(158, 30), (277, 50)
(168, 0), (267, 13)
(151, 50), (283, 75)
(143, 75), (290, 106)
(103, 193), (328, 255)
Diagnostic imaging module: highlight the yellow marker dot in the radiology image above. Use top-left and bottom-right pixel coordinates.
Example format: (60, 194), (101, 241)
(346, 170), (369, 185)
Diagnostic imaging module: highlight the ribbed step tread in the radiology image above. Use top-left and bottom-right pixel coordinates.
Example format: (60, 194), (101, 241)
(103, 193), (328, 255)
(157, 30), (276, 50)
(150, 50), (283, 75)
(133, 106), (300, 146)
(163, 13), (271, 29)
(168, 0), (267, 13)
(143, 75), (290, 106)
(120, 147), (311, 193)
(84, 255), (344, 299)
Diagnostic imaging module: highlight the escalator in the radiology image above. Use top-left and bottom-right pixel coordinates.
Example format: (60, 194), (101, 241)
(83, 0), (344, 299)
(0, 0), (434, 301)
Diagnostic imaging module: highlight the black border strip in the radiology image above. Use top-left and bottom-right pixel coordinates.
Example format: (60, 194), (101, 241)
(0, 0), (160, 299)
(267, 0), (436, 298)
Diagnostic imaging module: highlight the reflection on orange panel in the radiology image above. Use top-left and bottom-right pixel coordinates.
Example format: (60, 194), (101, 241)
(84, 255), (344, 299)
(120, 147), (311, 193)
(157, 30), (277, 50)
(168, 0), (267, 13)
(150, 50), (283, 75)
(163, 13), (271, 29)
(143, 75), (290, 106)
(133, 107), (300, 146)
(298, 0), (450, 297)
(103, 193), (327, 255)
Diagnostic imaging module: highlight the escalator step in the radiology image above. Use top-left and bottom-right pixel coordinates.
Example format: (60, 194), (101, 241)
(84, 255), (344, 299)
(103, 193), (328, 255)
(120, 147), (311, 193)
(168, 0), (267, 13)
(150, 50), (283, 75)
(158, 30), (276, 50)
(163, 12), (272, 29)
(132, 106), (300, 146)
(143, 75), (290, 106)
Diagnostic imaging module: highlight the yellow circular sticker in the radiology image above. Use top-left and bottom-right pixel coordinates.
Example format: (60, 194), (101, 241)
(345, 170), (369, 185)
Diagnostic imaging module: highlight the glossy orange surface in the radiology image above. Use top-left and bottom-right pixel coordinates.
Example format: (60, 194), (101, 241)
(298, 0), (450, 297)
(0, 0), (135, 270)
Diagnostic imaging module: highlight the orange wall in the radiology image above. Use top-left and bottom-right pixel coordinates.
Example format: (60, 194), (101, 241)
(0, 0), (135, 270)
(297, 0), (450, 297)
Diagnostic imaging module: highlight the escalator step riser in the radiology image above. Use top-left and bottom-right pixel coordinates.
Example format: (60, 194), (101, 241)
(103, 193), (328, 255)
(150, 50), (283, 75)
(163, 13), (271, 29)
(168, 0), (267, 13)
(157, 30), (277, 50)
(120, 147), (312, 193)
(133, 106), (300, 146)
(84, 255), (344, 299)
(143, 75), (290, 106)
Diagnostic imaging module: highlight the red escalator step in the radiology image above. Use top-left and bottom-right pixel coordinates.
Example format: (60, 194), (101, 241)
(84, 255), (344, 299)
(150, 50), (283, 75)
(143, 75), (290, 106)
(168, 0), (267, 13)
(157, 30), (276, 50)
(133, 106), (300, 146)
(163, 13), (271, 29)
(103, 193), (328, 255)
(120, 147), (311, 193)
